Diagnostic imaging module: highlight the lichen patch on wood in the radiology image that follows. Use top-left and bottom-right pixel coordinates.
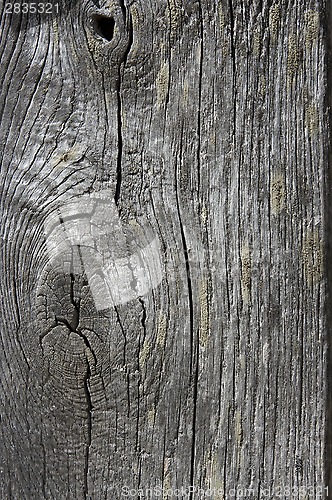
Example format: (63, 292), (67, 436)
(156, 310), (167, 348)
(199, 279), (210, 347)
(270, 173), (285, 215)
(240, 246), (251, 305)
(253, 27), (262, 58)
(168, 0), (181, 45)
(269, 3), (280, 44)
(206, 453), (224, 499)
(218, 2), (225, 34)
(156, 61), (170, 108)
(305, 10), (320, 48)
(305, 101), (319, 136)
(302, 230), (324, 285)
(287, 34), (301, 82)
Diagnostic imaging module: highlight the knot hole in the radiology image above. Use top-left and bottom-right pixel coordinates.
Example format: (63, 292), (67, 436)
(92, 14), (115, 41)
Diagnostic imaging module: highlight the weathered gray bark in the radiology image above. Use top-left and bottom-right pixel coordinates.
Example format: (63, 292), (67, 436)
(0, 0), (331, 498)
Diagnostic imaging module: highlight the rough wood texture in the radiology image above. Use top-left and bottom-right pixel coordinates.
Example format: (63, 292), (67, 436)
(0, 0), (331, 498)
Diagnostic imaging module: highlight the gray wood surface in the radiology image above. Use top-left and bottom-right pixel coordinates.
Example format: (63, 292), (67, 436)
(0, 0), (331, 498)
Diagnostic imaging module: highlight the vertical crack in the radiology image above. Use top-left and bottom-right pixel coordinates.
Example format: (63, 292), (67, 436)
(118, 0), (126, 20)
(165, 0), (174, 119)
(81, 332), (96, 500)
(324, 0), (332, 491)
(69, 272), (80, 331)
(174, 126), (198, 498)
(114, 3), (134, 206)
(83, 361), (93, 499)
(191, 4), (204, 484)
(137, 457), (142, 496)
(54, 268), (96, 499)
(257, 394), (266, 499)
(197, 0), (204, 196)
(55, 314), (96, 499)
(228, 0), (237, 136)
(190, 333), (199, 500)
(138, 297), (147, 336)
(115, 75), (123, 206)
(137, 298), (146, 452)
(114, 305), (127, 368)
(223, 408), (230, 500)
(114, 305), (131, 416)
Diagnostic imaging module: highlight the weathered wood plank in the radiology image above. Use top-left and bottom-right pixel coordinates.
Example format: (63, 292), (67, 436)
(0, 0), (331, 498)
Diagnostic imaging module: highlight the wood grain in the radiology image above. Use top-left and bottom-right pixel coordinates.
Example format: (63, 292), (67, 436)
(0, 0), (330, 498)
